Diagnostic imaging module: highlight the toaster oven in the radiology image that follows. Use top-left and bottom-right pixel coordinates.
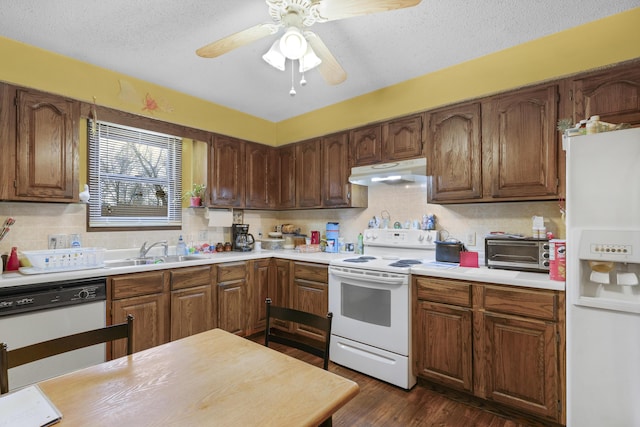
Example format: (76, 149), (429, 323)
(485, 237), (550, 272)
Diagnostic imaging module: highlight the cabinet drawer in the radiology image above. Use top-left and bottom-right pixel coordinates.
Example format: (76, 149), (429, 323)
(294, 262), (328, 283)
(171, 266), (212, 290)
(217, 262), (246, 282)
(483, 285), (557, 321)
(111, 271), (167, 299)
(415, 277), (471, 307)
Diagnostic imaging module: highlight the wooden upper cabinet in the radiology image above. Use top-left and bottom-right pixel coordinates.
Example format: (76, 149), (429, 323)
(349, 124), (382, 166)
(295, 138), (322, 208)
(571, 62), (640, 126)
(483, 84), (559, 199)
(382, 114), (424, 161)
(209, 135), (245, 207)
(349, 114), (423, 167)
(276, 144), (296, 209)
(245, 142), (275, 209)
(426, 103), (482, 203)
(322, 132), (349, 207)
(13, 89), (79, 201)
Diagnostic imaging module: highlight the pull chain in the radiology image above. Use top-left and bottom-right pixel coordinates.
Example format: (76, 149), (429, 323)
(289, 59), (296, 96)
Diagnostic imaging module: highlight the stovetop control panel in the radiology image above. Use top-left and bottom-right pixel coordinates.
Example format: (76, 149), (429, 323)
(363, 229), (438, 249)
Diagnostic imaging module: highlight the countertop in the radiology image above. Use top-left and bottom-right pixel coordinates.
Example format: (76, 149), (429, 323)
(0, 249), (564, 291)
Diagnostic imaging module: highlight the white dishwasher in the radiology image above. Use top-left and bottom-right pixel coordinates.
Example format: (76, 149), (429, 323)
(0, 277), (107, 391)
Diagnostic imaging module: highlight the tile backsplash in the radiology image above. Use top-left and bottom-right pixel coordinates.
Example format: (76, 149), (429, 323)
(0, 182), (565, 255)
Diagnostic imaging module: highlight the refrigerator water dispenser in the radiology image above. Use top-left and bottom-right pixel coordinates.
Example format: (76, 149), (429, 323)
(577, 229), (640, 313)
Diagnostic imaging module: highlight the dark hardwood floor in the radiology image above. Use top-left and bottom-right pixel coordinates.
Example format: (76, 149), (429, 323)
(248, 334), (557, 427)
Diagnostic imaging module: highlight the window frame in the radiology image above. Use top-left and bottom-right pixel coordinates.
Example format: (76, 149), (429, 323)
(87, 119), (183, 231)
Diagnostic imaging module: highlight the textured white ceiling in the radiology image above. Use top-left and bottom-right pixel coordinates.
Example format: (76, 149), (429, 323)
(0, 1), (638, 122)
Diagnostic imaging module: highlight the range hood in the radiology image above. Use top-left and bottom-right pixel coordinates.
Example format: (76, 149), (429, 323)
(348, 158), (427, 186)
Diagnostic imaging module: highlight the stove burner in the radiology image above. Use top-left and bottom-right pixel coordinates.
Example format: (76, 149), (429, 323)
(388, 259), (423, 268)
(343, 256), (377, 263)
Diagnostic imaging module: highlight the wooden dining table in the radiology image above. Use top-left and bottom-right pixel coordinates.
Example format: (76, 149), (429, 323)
(37, 328), (359, 426)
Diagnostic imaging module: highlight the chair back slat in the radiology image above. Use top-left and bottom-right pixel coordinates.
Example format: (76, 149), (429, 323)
(265, 298), (332, 370)
(0, 314), (134, 394)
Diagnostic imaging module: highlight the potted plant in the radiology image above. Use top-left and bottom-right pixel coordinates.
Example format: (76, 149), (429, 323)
(184, 183), (206, 207)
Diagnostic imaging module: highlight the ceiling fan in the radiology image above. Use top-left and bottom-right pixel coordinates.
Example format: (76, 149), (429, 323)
(196, 0), (422, 91)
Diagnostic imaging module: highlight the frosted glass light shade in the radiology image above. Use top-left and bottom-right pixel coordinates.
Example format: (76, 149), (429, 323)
(279, 27), (307, 60)
(299, 45), (322, 72)
(262, 40), (286, 71)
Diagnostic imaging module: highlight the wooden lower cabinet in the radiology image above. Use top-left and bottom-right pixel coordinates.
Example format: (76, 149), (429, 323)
(481, 313), (558, 419)
(216, 261), (248, 336)
(291, 262), (329, 340)
(413, 276), (565, 424)
(415, 300), (473, 392)
(109, 271), (170, 359)
(170, 266), (214, 341)
(248, 258), (271, 335)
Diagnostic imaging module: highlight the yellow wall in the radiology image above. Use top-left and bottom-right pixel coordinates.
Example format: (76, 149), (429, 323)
(277, 8), (640, 144)
(1, 8), (639, 147)
(0, 37), (276, 145)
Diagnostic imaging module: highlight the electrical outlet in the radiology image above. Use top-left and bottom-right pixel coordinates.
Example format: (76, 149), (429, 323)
(48, 234), (67, 249)
(198, 230), (208, 242)
(465, 232), (476, 247)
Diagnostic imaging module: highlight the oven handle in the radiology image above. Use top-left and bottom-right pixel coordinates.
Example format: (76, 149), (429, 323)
(329, 268), (406, 285)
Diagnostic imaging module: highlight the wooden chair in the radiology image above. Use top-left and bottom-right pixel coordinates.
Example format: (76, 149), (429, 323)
(264, 298), (333, 370)
(0, 314), (134, 394)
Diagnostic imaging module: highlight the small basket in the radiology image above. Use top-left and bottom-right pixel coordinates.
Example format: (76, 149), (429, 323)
(22, 247), (106, 271)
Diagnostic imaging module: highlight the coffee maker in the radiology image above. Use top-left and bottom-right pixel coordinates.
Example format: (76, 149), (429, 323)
(232, 224), (255, 252)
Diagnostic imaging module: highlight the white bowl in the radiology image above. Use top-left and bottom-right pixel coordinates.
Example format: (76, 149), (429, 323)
(268, 232), (283, 238)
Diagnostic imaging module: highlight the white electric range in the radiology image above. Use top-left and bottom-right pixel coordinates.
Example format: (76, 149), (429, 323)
(328, 228), (438, 389)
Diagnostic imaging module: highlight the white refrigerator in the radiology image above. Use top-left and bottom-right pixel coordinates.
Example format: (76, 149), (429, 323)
(566, 127), (640, 426)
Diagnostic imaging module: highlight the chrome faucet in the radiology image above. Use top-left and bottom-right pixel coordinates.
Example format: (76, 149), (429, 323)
(139, 240), (168, 258)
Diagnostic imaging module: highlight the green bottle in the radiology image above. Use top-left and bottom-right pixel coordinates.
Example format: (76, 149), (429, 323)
(356, 233), (364, 254)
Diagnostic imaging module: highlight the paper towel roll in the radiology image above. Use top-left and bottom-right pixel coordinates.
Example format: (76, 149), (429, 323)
(205, 209), (233, 227)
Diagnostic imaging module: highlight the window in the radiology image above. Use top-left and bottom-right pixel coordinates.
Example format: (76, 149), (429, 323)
(88, 120), (182, 230)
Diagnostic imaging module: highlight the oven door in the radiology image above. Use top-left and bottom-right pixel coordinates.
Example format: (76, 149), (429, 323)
(328, 266), (410, 355)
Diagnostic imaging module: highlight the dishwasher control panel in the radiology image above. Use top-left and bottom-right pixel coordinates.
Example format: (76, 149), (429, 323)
(0, 278), (106, 317)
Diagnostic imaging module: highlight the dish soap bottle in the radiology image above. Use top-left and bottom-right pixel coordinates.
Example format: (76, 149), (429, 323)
(176, 235), (187, 256)
(356, 233), (364, 255)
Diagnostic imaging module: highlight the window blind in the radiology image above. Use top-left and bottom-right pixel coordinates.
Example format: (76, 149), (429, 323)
(88, 120), (182, 229)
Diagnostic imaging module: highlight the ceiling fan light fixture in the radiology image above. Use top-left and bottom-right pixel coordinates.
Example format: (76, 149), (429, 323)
(262, 40), (286, 71)
(279, 27), (307, 59)
(299, 45), (322, 72)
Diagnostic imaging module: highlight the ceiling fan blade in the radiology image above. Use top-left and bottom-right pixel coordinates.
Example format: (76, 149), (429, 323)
(316, 0), (422, 21)
(196, 24), (279, 58)
(305, 31), (346, 85)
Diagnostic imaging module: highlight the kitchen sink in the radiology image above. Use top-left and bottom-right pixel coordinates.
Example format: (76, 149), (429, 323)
(104, 255), (203, 268)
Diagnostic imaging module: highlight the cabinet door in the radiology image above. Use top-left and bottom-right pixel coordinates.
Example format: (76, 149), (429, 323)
(415, 300), (473, 392)
(426, 103), (482, 202)
(270, 258), (291, 330)
(15, 89), (78, 201)
(217, 279), (248, 336)
(571, 63), (640, 126)
(245, 142), (274, 209)
(295, 138), (322, 208)
(276, 144), (296, 209)
(484, 85), (559, 199)
(111, 293), (170, 358)
(349, 124), (381, 166)
(170, 285), (213, 341)
(483, 313), (559, 421)
(291, 277), (328, 341)
(0, 84), (14, 199)
(322, 132), (351, 207)
(382, 114), (423, 161)
(209, 135), (245, 207)
(249, 258), (271, 335)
